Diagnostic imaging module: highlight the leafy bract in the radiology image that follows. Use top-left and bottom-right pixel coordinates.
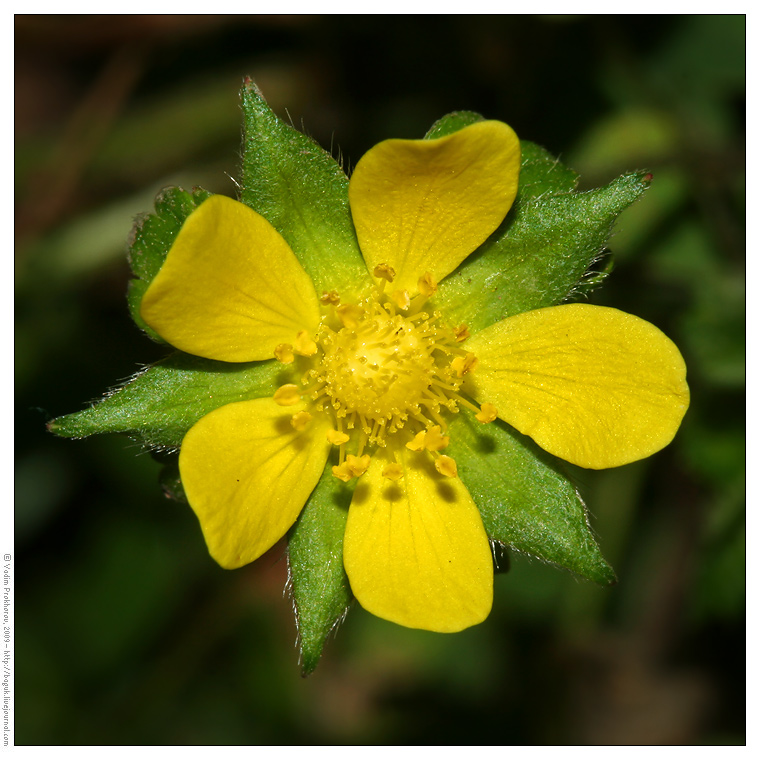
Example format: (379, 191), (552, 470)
(447, 409), (615, 585)
(127, 186), (212, 341)
(240, 78), (370, 299)
(48, 353), (286, 449)
(424, 110), (484, 139)
(425, 110), (648, 332)
(434, 170), (650, 332)
(287, 465), (353, 676)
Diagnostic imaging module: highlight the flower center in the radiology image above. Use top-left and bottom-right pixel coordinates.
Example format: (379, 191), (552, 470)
(273, 267), (497, 481)
(321, 306), (436, 422)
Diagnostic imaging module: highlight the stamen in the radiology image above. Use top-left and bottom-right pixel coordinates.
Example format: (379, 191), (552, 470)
(382, 462), (404, 481)
(327, 429), (350, 445)
(440, 389), (481, 416)
(290, 411), (312, 430)
(274, 343), (295, 364)
(336, 304), (364, 329)
(435, 455), (458, 478)
(425, 406), (449, 430)
(453, 324), (470, 342)
(373, 263), (396, 282)
(451, 352), (478, 377)
(476, 403), (498, 424)
(406, 430), (427, 452)
(293, 270), (484, 481)
(346, 454), (371, 478)
(430, 378), (459, 393)
(417, 272), (438, 299)
(332, 462), (353, 482)
(424, 425), (450, 451)
(294, 330), (317, 356)
(305, 382), (327, 400)
(390, 289), (410, 311)
(273, 384), (301, 406)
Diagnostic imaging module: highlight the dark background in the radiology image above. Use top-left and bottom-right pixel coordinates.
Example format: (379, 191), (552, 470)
(15, 15), (745, 745)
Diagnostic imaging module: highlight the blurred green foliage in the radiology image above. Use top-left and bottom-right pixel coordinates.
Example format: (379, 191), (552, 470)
(15, 14), (744, 745)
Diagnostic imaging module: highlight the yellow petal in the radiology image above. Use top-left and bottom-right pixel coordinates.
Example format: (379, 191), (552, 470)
(349, 121), (520, 292)
(179, 398), (331, 569)
(141, 195), (321, 362)
(466, 304), (690, 469)
(343, 448), (493, 632)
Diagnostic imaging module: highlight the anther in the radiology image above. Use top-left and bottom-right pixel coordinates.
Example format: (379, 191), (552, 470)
(308, 271), (486, 473)
(327, 429), (350, 445)
(424, 425), (450, 451)
(373, 263), (396, 283)
(346, 454), (371, 478)
(417, 272), (438, 300)
(453, 324), (470, 342)
(336, 304), (364, 329)
(294, 330), (317, 356)
(382, 462), (404, 481)
(274, 343), (295, 364)
(321, 290), (340, 305)
(451, 352), (478, 377)
(331, 463), (353, 482)
(390, 290), (411, 311)
(406, 430), (427, 452)
(435, 455), (458, 478)
(476, 403), (498, 424)
(290, 411), (312, 430)
(273, 384), (301, 406)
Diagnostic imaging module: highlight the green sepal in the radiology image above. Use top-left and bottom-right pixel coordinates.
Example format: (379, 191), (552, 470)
(48, 353), (287, 449)
(128, 185), (213, 282)
(239, 78), (370, 299)
(447, 408), (616, 586)
(434, 169), (650, 333)
(424, 113), (577, 197)
(126, 279), (162, 342)
(424, 110), (484, 139)
(517, 140), (579, 198)
(126, 185), (213, 339)
(287, 462), (353, 676)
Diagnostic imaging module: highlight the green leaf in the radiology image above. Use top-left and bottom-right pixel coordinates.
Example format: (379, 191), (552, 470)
(287, 464), (353, 676)
(447, 409), (616, 585)
(48, 353), (289, 449)
(239, 79), (370, 299)
(435, 169), (650, 332)
(424, 110), (484, 139)
(126, 185), (212, 339)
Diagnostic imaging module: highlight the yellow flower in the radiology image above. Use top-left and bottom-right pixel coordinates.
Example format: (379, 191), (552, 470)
(140, 121), (689, 633)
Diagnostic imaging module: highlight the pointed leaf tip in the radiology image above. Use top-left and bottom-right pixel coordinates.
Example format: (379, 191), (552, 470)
(288, 465), (353, 675)
(447, 410), (616, 585)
